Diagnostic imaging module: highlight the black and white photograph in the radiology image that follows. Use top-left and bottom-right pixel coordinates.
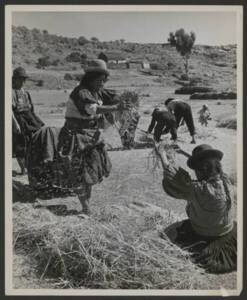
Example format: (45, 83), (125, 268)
(4, 4), (243, 296)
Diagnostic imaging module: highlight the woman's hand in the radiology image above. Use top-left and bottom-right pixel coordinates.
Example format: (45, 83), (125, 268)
(12, 115), (21, 134)
(16, 124), (21, 134)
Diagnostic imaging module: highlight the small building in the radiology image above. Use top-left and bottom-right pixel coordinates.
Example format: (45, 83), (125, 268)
(128, 59), (150, 69)
(98, 51), (127, 64)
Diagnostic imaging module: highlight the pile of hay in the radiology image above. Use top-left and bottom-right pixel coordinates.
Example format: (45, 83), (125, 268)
(216, 118), (236, 130)
(175, 86), (215, 95)
(216, 113), (237, 130)
(190, 92), (237, 100)
(13, 202), (213, 289)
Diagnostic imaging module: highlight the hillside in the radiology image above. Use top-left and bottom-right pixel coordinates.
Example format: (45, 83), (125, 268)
(12, 26), (237, 92)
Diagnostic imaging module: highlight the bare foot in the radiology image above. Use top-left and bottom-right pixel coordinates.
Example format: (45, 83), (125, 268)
(77, 211), (90, 219)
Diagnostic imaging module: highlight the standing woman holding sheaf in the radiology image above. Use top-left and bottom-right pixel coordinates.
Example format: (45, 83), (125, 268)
(29, 59), (129, 215)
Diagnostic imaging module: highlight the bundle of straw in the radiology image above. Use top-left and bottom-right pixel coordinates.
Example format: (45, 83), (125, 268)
(118, 90), (140, 110)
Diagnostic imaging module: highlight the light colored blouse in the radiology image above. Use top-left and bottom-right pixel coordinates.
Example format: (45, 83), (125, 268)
(65, 97), (103, 119)
(162, 164), (234, 237)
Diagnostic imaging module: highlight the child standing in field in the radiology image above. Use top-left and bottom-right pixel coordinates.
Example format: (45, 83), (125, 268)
(157, 143), (237, 274)
(198, 104), (211, 127)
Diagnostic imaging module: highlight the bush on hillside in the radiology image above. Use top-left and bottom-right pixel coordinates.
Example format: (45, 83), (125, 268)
(36, 80), (44, 87)
(78, 36), (89, 45)
(65, 52), (81, 63)
(64, 73), (84, 81)
(36, 56), (60, 68)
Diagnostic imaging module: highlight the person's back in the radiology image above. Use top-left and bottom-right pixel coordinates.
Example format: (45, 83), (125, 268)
(148, 108), (177, 141)
(152, 108), (176, 124)
(165, 98), (196, 144)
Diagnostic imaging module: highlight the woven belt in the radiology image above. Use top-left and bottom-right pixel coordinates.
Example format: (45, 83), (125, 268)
(65, 118), (99, 130)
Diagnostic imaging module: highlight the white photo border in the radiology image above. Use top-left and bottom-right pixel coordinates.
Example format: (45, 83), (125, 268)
(5, 4), (244, 296)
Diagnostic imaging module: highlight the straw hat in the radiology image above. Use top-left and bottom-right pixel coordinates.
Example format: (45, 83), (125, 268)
(13, 67), (29, 78)
(85, 59), (109, 76)
(187, 144), (223, 169)
(164, 98), (175, 106)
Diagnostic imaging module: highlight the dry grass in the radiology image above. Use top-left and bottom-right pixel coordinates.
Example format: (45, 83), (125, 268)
(13, 202), (214, 289)
(216, 118), (236, 130)
(215, 112), (237, 130)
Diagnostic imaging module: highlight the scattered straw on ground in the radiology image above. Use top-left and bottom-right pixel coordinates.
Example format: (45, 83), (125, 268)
(13, 202), (216, 289)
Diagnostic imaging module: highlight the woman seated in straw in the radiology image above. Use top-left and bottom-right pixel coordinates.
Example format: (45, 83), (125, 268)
(29, 59), (129, 215)
(157, 143), (237, 273)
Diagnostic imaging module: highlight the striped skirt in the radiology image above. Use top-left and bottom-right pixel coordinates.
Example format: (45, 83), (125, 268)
(174, 219), (237, 274)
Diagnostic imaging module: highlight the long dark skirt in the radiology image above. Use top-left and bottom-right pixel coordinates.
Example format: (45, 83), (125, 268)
(174, 219), (237, 274)
(27, 126), (112, 199)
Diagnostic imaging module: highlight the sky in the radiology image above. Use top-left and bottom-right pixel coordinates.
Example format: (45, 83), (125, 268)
(12, 11), (238, 45)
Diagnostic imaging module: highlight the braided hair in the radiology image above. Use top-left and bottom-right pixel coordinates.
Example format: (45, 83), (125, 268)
(196, 158), (232, 211)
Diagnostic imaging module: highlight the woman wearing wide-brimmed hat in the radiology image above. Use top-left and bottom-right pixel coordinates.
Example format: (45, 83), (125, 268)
(12, 67), (44, 174)
(157, 143), (237, 274)
(29, 59), (129, 215)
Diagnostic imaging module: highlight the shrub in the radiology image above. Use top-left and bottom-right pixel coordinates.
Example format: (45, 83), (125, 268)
(64, 73), (84, 81)
(64, 73), (73, 80)
(37, 56), (51, 68)
(78, 36), (89, 45)
(180, 74), (189, 81)
(65, 52), (81, 63)
(36, 80), (44, 87)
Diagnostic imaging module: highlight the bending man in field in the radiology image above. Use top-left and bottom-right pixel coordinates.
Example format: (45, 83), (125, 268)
(147, 107), (177, 142)
(165, 98), (196, 144)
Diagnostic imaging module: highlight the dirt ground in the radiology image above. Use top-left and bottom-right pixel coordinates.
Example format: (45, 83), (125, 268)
(11, 68), (238, 291)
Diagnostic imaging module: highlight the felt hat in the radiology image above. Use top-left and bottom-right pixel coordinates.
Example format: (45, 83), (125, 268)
(164, 98), (175, 106)
(13, 67), (29, 78)
(85, 59), (109, 76)
(187, 144), (223, 169)
(203, 104), (209, 109)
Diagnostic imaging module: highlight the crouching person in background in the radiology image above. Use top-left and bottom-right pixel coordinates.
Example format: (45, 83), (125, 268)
(165, 98), (196, 144)
(157, 143), (236, 273)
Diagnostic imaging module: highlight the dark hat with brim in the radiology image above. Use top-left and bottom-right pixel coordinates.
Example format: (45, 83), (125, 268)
(164, 98), (175, 106)
(187, 144), (223, 169)
(85, 59), (109, 76)
(13, 67), (29, 78)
